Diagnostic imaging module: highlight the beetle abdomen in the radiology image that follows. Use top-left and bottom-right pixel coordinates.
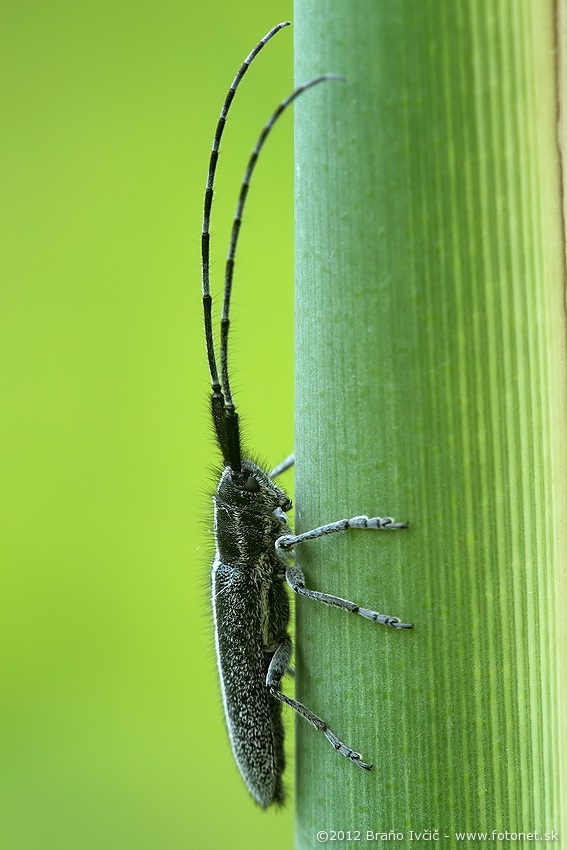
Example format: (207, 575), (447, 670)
(212, 561), (285, 807)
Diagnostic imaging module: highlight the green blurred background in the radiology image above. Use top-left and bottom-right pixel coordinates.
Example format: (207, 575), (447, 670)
(1, 2), (295, 847)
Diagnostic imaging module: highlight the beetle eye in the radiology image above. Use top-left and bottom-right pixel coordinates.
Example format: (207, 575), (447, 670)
(242, 475), (260, 493)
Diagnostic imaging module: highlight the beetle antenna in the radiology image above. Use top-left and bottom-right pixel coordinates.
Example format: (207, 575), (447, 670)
(201, 21), (290, 472)
(219, 75), (344, 432)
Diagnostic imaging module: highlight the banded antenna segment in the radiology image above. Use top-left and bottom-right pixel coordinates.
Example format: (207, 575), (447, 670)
(202, 22), (343, 476)
(220, 74), (343, 423)
(201, 22), (290, 472)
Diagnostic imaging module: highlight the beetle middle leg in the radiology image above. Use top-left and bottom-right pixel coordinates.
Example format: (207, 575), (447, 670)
(266, 635), (373, 769)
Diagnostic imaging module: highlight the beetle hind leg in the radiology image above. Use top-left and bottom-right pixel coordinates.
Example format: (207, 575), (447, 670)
(266, 635), (373, 770)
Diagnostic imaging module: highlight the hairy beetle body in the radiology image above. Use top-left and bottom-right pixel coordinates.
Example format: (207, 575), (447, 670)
(211, 462), (291, 806)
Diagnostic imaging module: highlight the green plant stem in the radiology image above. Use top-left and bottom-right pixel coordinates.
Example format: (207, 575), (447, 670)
(294, 1), (567, 845)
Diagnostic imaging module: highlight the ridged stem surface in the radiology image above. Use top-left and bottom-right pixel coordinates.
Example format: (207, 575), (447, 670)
(294, 2), (567, 845)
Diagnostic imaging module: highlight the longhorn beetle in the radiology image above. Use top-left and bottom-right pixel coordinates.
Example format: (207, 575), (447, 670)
(202, 22), (412, 808)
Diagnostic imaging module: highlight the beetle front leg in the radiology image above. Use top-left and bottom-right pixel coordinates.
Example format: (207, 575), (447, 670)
(276, 515), (407, 552)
